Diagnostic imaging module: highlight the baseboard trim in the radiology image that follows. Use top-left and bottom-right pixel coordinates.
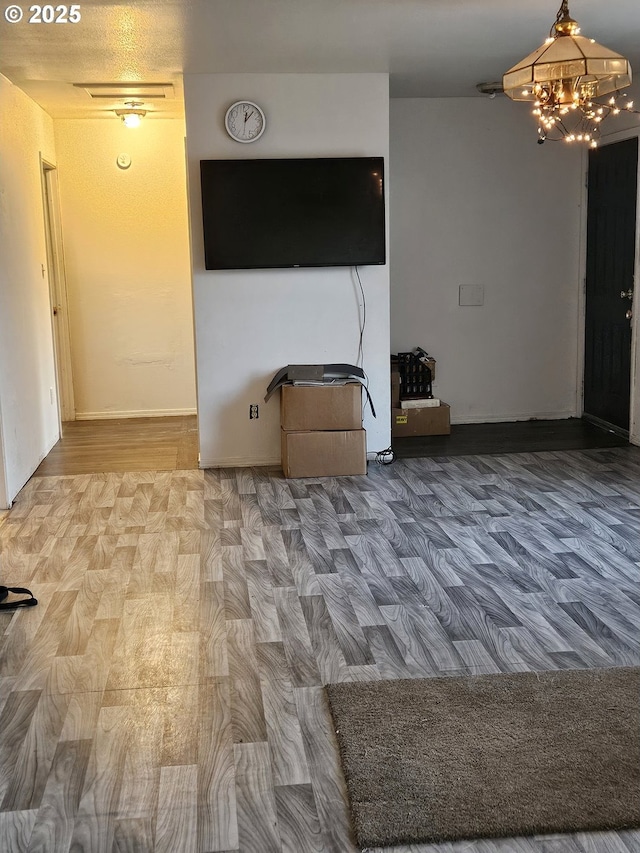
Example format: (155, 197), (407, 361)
(75, 408), (197, 421)
(199, 456), (281, 469)
(451, 411), (577, 425)
(582, 412), (629, 438)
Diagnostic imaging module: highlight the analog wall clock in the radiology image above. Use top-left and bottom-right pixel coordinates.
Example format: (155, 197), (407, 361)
(224, 100), (266, 143)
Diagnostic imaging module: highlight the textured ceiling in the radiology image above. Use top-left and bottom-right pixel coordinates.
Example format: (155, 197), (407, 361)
(1, 0), (640, 119)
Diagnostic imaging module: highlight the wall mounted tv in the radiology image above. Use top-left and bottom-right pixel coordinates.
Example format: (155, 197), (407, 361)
(199, 156), (385, 270)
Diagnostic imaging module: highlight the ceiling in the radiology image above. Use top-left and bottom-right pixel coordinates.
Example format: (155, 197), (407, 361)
(2, 0), (640, 120)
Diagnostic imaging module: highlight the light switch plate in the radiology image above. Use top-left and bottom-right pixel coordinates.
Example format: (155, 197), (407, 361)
(459, 285), (484, 306)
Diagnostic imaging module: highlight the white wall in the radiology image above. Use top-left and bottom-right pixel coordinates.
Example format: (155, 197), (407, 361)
(0, 409), (8, 510)
(54, 119), (196, 419)
(0, 75), (59, 506)
(390, 97), (584, 423)
(184, 74), (390, 466)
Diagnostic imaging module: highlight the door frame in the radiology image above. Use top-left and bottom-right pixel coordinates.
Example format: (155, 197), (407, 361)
(41, 157), (75, 423)
(577, 126), (640, 446)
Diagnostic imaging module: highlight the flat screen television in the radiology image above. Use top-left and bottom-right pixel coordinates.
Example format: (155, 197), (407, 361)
(199, 156), (385, 270)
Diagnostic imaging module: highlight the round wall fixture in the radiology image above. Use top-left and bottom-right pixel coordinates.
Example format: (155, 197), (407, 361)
(116, 153), (132, 169)
(224, 101), (266, 143)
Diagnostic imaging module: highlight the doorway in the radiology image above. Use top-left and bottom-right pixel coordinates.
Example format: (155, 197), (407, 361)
(583, 136), (638, 434)
(41, 160), (75, 423)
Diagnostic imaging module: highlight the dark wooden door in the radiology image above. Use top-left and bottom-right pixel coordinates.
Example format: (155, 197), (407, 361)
(583, 136), (637, 433)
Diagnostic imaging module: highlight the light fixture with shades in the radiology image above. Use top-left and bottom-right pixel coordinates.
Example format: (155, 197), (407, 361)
(115, 101), (147, 128)
(503, 1), (637, 146)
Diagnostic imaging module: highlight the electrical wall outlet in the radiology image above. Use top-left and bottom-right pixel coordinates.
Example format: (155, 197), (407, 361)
(249, 404), (259, 419)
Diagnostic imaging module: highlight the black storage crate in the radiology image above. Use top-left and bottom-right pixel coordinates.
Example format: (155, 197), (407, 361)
(395, 351), (434, 399)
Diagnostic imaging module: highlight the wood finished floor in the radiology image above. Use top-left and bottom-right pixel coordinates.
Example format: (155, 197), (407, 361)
(393, 417), (629, 458)
(33, 416), (199, 476)
(1, 445), (640, 852)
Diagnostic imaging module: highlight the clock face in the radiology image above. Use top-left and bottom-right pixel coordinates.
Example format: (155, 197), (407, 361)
(225, 101), (266, 143)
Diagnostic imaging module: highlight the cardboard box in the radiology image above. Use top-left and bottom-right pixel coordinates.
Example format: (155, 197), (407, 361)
(281, 383), (362, 431)
(392, 403), (451, 437)
(281, 428), (367, 478)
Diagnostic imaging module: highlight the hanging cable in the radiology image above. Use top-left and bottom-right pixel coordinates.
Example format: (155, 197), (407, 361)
(353, 265), (372, 422)
(354, 265), (366, 369)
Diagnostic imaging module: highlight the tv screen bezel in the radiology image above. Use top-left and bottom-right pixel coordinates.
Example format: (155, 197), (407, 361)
(199, 156), (386, 271)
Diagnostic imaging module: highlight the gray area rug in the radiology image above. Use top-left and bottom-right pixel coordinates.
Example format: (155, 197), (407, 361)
(326, 667), (640, 848)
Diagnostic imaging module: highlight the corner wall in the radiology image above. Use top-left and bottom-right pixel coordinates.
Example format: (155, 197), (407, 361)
(0, 409), (8, 510)
(0, 75), (59, 505)
(184, 74), (391, 466)
(390, 97), (584, 423)
(54, 119), (196, 419)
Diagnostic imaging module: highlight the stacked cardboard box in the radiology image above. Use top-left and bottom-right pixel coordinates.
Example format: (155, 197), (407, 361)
(280, 384), (367, 478)
(391, 354), (451, 437)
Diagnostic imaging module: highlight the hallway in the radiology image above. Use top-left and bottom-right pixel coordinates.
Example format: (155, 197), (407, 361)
(33, 417), (199, 477)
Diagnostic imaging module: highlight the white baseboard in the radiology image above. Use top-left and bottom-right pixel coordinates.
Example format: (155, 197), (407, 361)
(199, 456), (281, 469)
(450, 410), (577, 425)
(75, 408), (197, 421)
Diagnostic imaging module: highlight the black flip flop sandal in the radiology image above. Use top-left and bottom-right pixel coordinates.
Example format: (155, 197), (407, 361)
(0, 585), (38, 609)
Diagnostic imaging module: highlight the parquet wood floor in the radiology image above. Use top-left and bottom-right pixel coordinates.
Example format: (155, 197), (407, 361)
(1, 445), (639, 852)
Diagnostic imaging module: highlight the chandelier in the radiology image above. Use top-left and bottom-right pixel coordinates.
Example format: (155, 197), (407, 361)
(503, 1), (636, 146)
